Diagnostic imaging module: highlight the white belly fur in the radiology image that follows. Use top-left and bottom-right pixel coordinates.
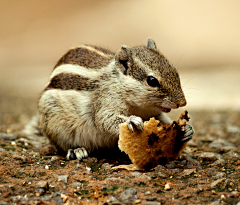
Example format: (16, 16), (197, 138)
(39, 89), (118, 152)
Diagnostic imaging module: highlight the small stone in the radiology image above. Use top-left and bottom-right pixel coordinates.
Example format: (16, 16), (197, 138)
(180, 168), (196, 177)
(83, 157), (98, 163)
(35, 181), (48, 189)
(210, 178), (225, 188)
(130, 171), (142, 177)
(75, 164), (85, 170)
(50, 156), (60, 166)
(42, 195), (51, 201)
(101, 163), (111, 171)
(165, 161), (176, 168)
(210, 199), (221, 205)
(220, 194), (226, 201)
(193, 188), (203, 194)
(229, 191), (239, 197)
(106, 195), (118, 203)
(61, 194), (68, 203)
(164, 182), (171, 190)
(144, 202), (161, 205)
(209, 139), (235, 149)
(214, 172), (226, 179)
(144, 191), (151, 195)
(145, 173), (158, 179)
(12, 155), (32, 163)
(0, 200), (9, 205)
(53, 174), (69, 184)
(154, 165), (165, 172)
(196, 152), (221, 161)
(208, 159), (226, 167)
(0, 132), (17, 141)
(157, 172), (167, 178)
(45, 165), (49, 170)
(212, 190), (217, 195)
(35, 188), (45, 196)
(226, 124), (240, 133)
(182, 194), (192, 199)
(135, 199), (141, 204)
(71, 182), (82, 188)
(119, 188), (138, 204)
(223, 150), (239, 161)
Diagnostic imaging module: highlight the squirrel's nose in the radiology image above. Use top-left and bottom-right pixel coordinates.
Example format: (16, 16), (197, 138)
(176, 99), (187, 108)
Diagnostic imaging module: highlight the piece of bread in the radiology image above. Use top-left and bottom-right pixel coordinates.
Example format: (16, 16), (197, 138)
(118, 111), (191, 170)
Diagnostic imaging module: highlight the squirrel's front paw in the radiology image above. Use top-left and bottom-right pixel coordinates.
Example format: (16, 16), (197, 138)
(126, 115), (144, 132)
(66, 147), (88, 160)
(181, 124), (194, 143)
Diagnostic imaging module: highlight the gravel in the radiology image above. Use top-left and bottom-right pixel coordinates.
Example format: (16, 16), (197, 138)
(0, 96), (240, 204)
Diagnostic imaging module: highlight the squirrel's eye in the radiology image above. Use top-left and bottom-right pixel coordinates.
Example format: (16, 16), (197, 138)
(147, 76), (160, 87)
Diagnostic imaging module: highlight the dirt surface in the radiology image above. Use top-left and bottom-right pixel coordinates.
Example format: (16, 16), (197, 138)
(0, 96), (240, 205)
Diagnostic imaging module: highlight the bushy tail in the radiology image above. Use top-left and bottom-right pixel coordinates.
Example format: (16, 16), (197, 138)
(22, 113), (42, 136)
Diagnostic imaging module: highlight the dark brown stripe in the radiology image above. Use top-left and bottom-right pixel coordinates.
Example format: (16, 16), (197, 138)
(54, 46), (114, 69)
(46, 73), (99, 91)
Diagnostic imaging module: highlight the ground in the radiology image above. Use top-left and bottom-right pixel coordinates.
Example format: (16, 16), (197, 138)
(0, 96), (240, 205)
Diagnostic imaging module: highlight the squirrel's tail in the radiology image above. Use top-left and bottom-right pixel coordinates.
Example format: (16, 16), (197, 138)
(22, 113), (43, 136)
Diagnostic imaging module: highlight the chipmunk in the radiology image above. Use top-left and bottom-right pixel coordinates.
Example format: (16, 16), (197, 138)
(25, 38), (194, 160)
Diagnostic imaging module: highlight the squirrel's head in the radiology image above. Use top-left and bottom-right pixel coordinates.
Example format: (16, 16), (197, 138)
(115, 38), (186, 113)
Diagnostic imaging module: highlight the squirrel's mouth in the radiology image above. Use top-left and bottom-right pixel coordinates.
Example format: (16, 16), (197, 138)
(159, 107), (171, 113)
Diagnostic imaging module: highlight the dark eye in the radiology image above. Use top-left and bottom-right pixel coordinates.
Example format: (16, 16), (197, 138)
(147, 76), (160, 87)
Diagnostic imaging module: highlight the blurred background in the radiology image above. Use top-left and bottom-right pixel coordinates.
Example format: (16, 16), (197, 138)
(1, 0), (240, 122)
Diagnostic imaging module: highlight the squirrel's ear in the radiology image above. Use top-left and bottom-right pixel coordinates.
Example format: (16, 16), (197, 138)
(147, 37), (157, 50)
(115, 45), (133, 75)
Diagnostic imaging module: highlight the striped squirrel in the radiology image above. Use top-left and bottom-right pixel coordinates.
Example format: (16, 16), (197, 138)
(25, 38), (194, 160)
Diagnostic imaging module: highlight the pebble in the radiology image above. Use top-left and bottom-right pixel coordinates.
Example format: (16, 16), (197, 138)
(130, 171), (142, 177)
(144, 191), (151, 195)
(49, 156), (60, 166)
(154, 165), (166, 172)
(214, 172), (226, 179)
(74, 164), (85, 170)
(209, 139), (236, 151)
(208, 159), (226, 167)
(106, 195), (118, 203)
(223, 150), (239, 161)
(41, 195), (51, 201)
(210, 178), (225, 188)
(35, 181), (48, 189)
(157, 172), (167, 178)
(53, 174), (69, 184)
(105, 177), (128, 184)
(210, 199), (221, 205)
(0, 200), (9, 205)
(0, 132), (17, 140)
(35, 188), (45, 196)
(164, 182), (171, 191)
(144, 202), (161, 205)
(193, 188), (203, 194)
(119, 188), (138, 204)
(196, 152), (221, 161)
(71, 182), (82, 188)
(209, 139), (235, 148)
(226, 124), (240, 133)
(180, 168), (196, 177)
(101, 163), (111, 171)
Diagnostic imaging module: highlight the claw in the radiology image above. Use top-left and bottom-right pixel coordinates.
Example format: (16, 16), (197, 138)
(126, 115), (144, 132)
(66, 147), (88, 160)
(182, 124), (194, 142)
